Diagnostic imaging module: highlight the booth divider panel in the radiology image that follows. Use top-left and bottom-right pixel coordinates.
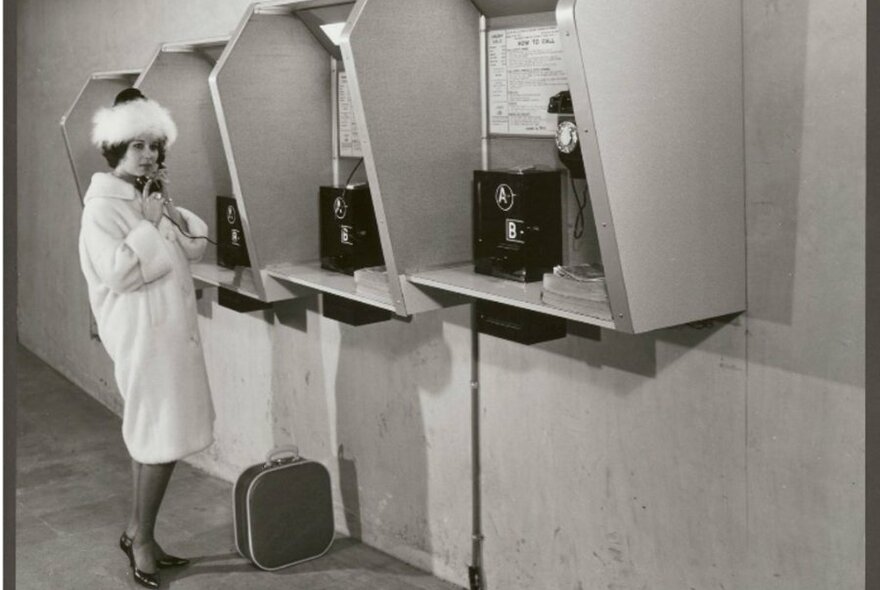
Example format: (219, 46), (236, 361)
(214, 13), (332, 269)
(345, 0), (483, 313)
(137, 51), (233, 247)
(63, 76), (139, 201)
(487, 137), (559, 172)
(296, 2), (355, 28)
(62, 73), (140, 341)
(569, 0), (745, 332)
(198, 45), (227, 63)
(471, 0), (559, 18)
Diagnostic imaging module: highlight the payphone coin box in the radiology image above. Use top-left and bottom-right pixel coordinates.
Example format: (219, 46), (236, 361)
(473, 169), (563, 282)
(319, 185), (384, 275)
(322, 293), (391, 326)
(218, 288), (272, 313)
(217, 196), (251, 269)
(476, 300), (566, 345)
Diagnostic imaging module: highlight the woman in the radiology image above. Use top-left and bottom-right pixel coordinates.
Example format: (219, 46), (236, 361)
(79, 88), (215, 589)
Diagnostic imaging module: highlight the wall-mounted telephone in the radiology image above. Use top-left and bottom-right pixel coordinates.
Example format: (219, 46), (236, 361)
(547, 90), (585, 179)
(217, 196), (251, 269)
(548, 91), (589, 239)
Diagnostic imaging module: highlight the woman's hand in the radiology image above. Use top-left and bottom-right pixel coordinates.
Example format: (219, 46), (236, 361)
(142, 182), (165, 226)
(141, 169), (172, 227)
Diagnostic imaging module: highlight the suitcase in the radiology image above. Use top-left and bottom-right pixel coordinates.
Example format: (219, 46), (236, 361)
(233, 446), (335, 570)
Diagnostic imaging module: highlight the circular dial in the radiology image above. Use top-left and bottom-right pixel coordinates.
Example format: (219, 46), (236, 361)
(555, 120), (579, 154)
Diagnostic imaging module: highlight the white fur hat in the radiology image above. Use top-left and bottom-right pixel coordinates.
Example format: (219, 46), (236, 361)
(91, 92), (178, 148)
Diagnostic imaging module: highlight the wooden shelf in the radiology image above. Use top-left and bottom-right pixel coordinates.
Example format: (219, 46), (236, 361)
(409, 264), (615, 329)
(266, 261), (397, 312)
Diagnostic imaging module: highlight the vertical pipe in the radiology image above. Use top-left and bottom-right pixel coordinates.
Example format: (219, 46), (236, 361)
(469, 303), (485, 590)
(330, 56), (340, 186)
(471, 14), (488, 590)
(470, 16), (488, 590)
(479, 15), (489, 171)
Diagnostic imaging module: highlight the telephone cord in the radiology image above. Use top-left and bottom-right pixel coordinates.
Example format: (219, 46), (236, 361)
(162, 214), (219, 246)
(159, 158), (365, 247)
(338, 158), (365, 202)
(569, 176), (588, 240)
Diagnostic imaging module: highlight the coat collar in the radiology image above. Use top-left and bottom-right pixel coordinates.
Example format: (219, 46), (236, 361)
(83, 172), (139, 203)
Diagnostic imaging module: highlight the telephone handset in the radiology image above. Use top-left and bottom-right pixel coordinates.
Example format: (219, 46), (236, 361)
(548, 90), (588, 239)
(134, 164), (165, 194)
(547, 90), (585, 179)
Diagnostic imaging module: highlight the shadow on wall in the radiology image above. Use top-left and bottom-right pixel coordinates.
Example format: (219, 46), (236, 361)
(440, 301), (751, 403)
(332, 309), (453, 560)
(337, 443), (361, 540)
(741, 0), (864, 388)
(269, 295), (326, 456)
(442, 305), (660, 380)
(267, 295), (454, 561)
(744, 0), (808, 330)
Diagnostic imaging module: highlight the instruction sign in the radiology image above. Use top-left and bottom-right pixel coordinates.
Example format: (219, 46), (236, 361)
(488, 26), (568, 136)
(338, 71), (363, 158)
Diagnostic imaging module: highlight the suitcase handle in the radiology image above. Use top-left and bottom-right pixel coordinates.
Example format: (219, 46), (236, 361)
(264, 445), (301, 467)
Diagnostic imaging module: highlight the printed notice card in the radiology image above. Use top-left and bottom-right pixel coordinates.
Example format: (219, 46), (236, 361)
(338, 71), (363, 158)
(488, 25), (568, 136)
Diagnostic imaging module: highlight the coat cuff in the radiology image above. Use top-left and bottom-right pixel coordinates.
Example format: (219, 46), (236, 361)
(125, 220), (174, 283)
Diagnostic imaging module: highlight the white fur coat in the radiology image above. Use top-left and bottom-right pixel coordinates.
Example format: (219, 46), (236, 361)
(79, 172), (214, 463)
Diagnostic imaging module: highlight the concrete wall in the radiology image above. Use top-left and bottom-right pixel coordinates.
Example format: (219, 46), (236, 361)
(17, 0), (864, 589)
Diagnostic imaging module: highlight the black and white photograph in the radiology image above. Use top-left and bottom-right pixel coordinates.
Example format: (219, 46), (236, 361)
(9, 0), (867, 588)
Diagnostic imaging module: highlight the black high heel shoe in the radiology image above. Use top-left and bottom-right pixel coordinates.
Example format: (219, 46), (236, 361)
(120, 533), (190, 568)
(124, 539), (160, 589)
(131, 564), (160, 589)
(119, 532), (134, 567)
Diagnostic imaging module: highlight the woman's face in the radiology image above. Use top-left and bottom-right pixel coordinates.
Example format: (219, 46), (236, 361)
(115, 133), (164, 178)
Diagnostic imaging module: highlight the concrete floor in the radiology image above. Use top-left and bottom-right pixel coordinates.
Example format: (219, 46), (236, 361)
(15, 345), (462, 590)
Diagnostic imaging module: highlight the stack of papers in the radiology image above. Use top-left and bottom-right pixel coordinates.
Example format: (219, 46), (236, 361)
(541, 263), (612, 321)
(354, 266), (390, 301)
